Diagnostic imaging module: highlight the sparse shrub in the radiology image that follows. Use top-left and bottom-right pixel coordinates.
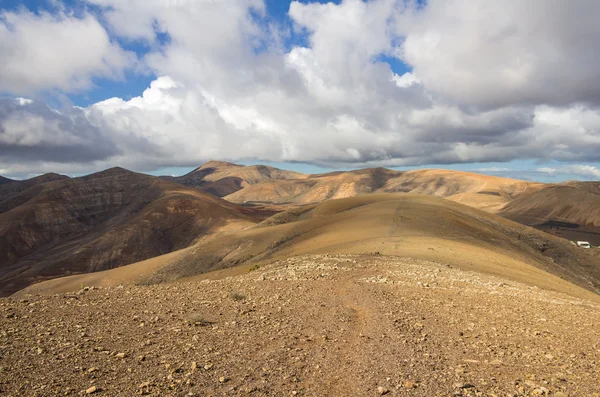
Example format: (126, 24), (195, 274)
(230, 292), (247, 301)
(248, 264), (261, 272)
(186, 314), (212, 326)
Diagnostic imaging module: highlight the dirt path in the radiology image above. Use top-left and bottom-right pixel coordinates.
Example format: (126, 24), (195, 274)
(326, 274), (381, 395)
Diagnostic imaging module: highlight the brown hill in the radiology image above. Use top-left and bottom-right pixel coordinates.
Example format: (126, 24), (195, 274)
(179, 163), (600, 246)
(170, 161), (306, 197)
(25, 194), (600, 300)
(164, 162), (543, 212)
(500, 181), (600, 245)
(166, 163), (600, 246)
(221, 166), (541, 211)
(0, 175), (13, 185)
(0, 172), (70, 203)
(387, 169), (542, 211)
(0, 167), (269, 296)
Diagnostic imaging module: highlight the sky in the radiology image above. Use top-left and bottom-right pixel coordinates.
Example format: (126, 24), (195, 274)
(2, 1), (600, 182)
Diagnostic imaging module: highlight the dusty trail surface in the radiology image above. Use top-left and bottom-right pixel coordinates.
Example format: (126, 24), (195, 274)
(2, 254), (600, 396)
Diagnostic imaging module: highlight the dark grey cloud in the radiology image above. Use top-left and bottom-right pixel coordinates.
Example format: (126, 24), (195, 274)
(0, 98), (120, 163)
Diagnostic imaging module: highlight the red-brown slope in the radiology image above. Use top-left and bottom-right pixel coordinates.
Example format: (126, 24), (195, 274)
(0, 168), (266, 296)
(0, 173), (70, 204)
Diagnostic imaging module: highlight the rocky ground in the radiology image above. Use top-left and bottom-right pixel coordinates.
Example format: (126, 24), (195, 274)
(2, 254), (600, 396)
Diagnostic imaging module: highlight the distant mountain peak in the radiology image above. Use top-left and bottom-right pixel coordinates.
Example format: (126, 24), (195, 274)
(83, 167), (137, 180)
(198, 161), (241, 170)
(27, 173), (70, 183)
(0, 175), (14, 185)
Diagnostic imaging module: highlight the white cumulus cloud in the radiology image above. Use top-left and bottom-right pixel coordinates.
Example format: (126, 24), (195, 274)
(0, 9), (138, 94)
(538, 165), (600, 179)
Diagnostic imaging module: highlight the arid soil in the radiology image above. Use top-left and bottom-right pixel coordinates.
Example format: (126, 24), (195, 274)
(2, 254), (600, 396)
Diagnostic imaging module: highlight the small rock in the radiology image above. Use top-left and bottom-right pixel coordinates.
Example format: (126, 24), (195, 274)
(377, 386), (389, 395)
(191, 361), (197, 370)
(404, 381), (416, 389)
(115, 352), (126, 359)
(86, 386), (99, 394)
(219, 376), (229, 383)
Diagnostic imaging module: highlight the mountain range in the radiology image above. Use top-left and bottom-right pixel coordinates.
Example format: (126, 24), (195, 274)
(1, 161), (600, 296)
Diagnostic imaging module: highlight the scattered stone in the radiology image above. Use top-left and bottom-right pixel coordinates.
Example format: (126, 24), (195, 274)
(2, 254), (600, 396)
(404, 381), (416, 389)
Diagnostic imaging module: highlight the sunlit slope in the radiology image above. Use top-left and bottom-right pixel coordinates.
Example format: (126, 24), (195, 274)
(169, 161), (307, 197)
(223, 166), (542, 211)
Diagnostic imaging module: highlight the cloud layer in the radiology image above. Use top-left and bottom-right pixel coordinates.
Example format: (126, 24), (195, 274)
(1, 0), (600, 178)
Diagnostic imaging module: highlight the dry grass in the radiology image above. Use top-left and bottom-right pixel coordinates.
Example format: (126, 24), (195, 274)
(229, 292), (247, 301)
(186, 313), (213, 326)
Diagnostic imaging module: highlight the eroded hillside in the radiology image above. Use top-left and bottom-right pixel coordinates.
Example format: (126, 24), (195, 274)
(0, 168), (269, 296)
(501, 182), (600, 245)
